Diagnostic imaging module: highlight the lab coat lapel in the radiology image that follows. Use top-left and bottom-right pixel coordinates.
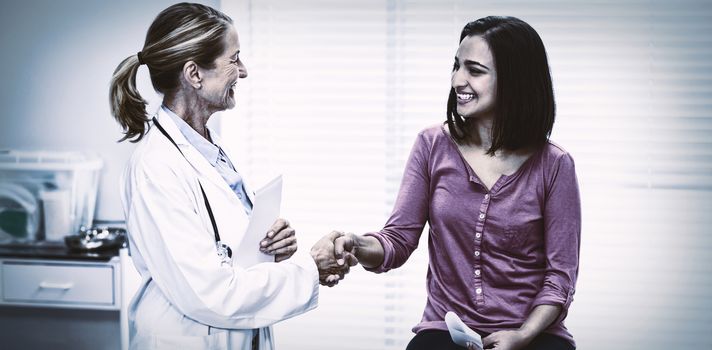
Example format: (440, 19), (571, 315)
(154, 109), (235, 198)
(209, 128), (256, 206)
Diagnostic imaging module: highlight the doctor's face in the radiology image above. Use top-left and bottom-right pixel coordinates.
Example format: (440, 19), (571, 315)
(199, 26), (248, 113)
(451, 35), (497, 120)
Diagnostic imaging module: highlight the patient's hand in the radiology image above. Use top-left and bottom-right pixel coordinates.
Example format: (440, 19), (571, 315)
(310, 231), (358, 287)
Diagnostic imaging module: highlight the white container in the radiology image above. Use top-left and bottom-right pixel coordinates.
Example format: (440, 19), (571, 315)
(0, 151), (103, 241)
(39, 189), (72, 241)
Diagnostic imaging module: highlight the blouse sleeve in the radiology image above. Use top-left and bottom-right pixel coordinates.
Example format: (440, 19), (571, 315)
(364, 131), (432, 273)
(531, 152), (581, 324)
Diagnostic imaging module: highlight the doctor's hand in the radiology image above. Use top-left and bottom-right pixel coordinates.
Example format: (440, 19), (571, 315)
(310, 231), (358, 287)
(260, 218), (297, 262)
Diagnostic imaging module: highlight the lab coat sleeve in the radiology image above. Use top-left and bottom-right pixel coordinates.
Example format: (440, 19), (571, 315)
(124, 156), (318, 329)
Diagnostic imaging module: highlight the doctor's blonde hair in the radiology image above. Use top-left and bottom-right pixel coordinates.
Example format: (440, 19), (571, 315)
(109, 2), (233, 142)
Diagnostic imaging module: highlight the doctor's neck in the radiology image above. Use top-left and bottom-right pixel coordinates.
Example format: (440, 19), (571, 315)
(163, 93), (212, 141)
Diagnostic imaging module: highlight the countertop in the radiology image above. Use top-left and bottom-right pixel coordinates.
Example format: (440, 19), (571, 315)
(0, 241), (119, 261)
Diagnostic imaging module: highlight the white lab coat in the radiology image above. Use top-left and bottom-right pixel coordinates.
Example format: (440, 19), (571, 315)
(121, 109), (319, 349)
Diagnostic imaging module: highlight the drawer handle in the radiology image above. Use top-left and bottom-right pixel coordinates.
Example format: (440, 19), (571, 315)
(38, 282), (74, 290)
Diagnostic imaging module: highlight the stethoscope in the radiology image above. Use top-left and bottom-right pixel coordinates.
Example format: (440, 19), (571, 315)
(152, 117), (233, 266)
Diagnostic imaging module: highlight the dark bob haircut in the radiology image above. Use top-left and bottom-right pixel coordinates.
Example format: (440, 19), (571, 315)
(446, 16), (555, 155)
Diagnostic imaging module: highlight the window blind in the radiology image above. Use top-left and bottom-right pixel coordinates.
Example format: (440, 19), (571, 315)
(220, 1), (712, 349)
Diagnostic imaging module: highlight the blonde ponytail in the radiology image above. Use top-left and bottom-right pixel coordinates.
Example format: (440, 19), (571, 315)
(108, 3), (233, 142)
(109, 54), (148, 143)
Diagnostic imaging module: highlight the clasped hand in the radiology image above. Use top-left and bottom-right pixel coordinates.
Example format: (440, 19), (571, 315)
(260, 221), (358, 286)
(310, 231), (358, 287)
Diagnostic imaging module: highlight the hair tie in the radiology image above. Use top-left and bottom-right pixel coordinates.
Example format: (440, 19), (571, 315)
(137, 51), (145, 65)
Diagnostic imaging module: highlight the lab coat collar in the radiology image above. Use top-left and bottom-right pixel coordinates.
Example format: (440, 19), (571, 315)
(162, 105), (221, 167)
(153, 109), (239, 201)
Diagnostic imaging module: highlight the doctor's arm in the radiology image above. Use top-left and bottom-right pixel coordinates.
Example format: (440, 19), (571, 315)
(125, 160), (321, 329)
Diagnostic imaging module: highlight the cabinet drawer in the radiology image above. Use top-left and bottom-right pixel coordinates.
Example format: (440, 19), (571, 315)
(2, 262), (115, 306)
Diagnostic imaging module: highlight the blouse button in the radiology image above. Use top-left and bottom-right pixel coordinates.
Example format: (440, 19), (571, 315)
(474, 250), (480, 256)
(484, 194), (490, 200)
(475, 288), (482, 294)
(478, 213), (485, 220)
(475, 232), (481, 239)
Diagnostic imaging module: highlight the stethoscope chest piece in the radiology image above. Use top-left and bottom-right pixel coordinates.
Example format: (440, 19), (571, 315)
(216, 241), (233, 265)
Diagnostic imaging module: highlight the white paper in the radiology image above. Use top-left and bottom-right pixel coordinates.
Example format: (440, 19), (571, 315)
(445, 311), (483, 350)
(233, 175), (282, 267)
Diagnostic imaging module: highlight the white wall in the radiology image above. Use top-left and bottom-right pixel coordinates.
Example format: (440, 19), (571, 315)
(0, 0), (219, 221)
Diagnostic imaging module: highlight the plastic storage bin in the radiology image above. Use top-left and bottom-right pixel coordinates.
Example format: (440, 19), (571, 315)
(0, 151), (103, 241)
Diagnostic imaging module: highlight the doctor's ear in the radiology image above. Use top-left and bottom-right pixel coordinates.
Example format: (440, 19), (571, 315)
(182, 61), (202, 89)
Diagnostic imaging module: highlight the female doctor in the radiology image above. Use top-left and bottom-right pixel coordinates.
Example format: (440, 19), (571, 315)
(109, 3), (348, 349)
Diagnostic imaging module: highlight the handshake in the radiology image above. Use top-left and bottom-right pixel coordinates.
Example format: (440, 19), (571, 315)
(309, 231), (360, 287)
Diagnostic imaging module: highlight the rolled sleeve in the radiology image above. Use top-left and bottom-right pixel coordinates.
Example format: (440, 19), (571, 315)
(532, 152), (581, 324)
